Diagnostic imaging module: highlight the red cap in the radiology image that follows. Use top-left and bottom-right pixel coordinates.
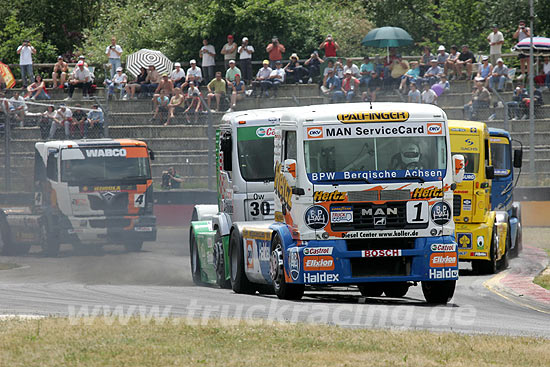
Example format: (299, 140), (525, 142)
(77, 61), (84, 66)
(227, 35), (234, 39)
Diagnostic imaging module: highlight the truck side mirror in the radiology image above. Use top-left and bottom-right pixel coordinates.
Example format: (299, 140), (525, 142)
(282, 158), (297, 186)
(513, 149), (522, 168)
(485, 165), (495, 180)
(46, 151), (58, 181)
(148, 148), (155, 161)
(220, 135), (232, 171)
(452, 154), (465, 183)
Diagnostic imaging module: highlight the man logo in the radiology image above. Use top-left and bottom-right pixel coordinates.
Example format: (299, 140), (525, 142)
(427, 123), (442, 135)
(307, 127), (323, 139)
(374, 217), (386, 225)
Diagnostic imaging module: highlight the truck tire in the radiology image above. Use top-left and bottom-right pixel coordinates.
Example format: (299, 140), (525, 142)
(358, 283), (384, 297)
(472, 226), (498, 275)
(270, 234), (304, 300)
(229, 230), (256, 294)
(421, 280), (456, 304)
(511, 222), (522, 257)
(124, 241), (143, 252)
(189, 228), (203, 285)
(40, 223), (60, 257)
(383, 282), (410, 298)
(0, 214), (31, 256)
(214, 229), (231, 289)
(497, 225), (510, 270)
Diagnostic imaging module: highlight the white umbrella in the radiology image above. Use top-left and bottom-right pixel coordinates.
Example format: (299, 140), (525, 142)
(126, 49), (173, 77)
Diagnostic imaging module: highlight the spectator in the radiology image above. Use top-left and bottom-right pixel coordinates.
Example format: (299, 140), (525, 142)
(40, 105), (56, 139)
(49, 104), (72, 139)
(265, 60), (285, 97)
(199, 39), (216, 84)
(419, 46), (433, 76)
(25, 75), (49, 100)
(225, 60), (241, 86)
(321, 68), (343, 103)
(170, 62), (186, 88)
(436, 74), (450, 94)
(70, 104), (87, 138)
(161, 167), (184, 189)
(319, 34), (339, 58)
(359, 56), (374, 89)
(343, 58), (360, 78)
(221, 35), (238, 70)
(266, 37), (285, 68)
(104, 67), (127, 99)
(125, 66), (147, 100)
(382, 48), (399, 80)
(539, 56), (550, 88)
(153, 73), (174, 109)
(165, 88), (185, 126)
(184, 81), (202, 117)
(456, 45), (475, 80)
(141, 65), (160, 97)
(341, 70), (359, 102)
(362, 71), (382, 102)
(304, 51), (323, 82)
(77, 55), (89, 68)
(207, 71), (227, 111)
(334, 57), (345, 79)
(228, 74), (245, 112)
(423, 59), (442, 86)
(66, 61), (92, 100)
(8, 91), (27, 126)
(323, 59), (335, 79)
(52, 56), (68, 88)
(476, 56), (493, 86)
(252, 60), (272, 98)
(487, 24), (504, 66)
(17, 39), (36, 87)
(399, 61), (420, 94)
(488, 58), (508, 92)
(436, 45), (449, 69)
(464, 80), (491, 120)
(105, 36), (123, 79)
(0, 73), (6, 94)
(186, 59), (202, 85)
(445, 45), (461, 80)
(408, 82), (421, 103)
(151, 89), (170, 123)
(507, 85), (528, 120)
(284, 53), (309, 84)
(85, 104), (104, 138)
(421, 83), (438, 105)
(513, 20), (531, 80)
(389, 54), (409, 88)
(238, 37), (254, 84)
(181, 74), (197, 91)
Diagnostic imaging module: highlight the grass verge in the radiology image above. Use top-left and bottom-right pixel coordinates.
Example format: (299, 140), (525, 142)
(1, 318), (550, 366)
(0, 263), (20, 271)
(534, 249), (550, 290)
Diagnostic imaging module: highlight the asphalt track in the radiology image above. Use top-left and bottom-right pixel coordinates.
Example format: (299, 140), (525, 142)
(1, 228), (549, 338)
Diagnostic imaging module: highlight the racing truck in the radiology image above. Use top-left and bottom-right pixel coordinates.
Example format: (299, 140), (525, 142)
(189, 108), (284, 287)
(228, 103), (465, 304)
(0, 139), (156, 256)
(449, 121), (522, 274)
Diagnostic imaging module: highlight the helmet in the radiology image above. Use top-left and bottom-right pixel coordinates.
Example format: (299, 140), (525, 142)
(401, 144), (420, 165)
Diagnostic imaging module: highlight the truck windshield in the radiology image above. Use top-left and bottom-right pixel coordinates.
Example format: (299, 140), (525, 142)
(60, 147), (151, 183)
(490, 143), (511, 176)
(304, 130), (447, 184)
(237, 125), (275, 181)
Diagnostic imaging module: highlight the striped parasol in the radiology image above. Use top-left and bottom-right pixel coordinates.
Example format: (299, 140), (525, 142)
(126, 49), (173, 77)
(512, 36), (550, 55)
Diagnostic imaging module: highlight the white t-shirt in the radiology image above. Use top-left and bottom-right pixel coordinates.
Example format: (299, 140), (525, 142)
(112, 73), (127, 84)
(187, 67), (202, 81)
(543, 62), (550, 75)
(188, 86), (200, 97)
(73, 67), (92, 81)
(238, 45), (254, 60)
(422, 89), (437, 104)
(170, 68), (186, 81)
(56, 108), (72, 120)
(343, 64), (360, 78)
(17, 45), (34, 65)
(270, 68), (285, 83)
(105, 44), (123, 59)
(200, 45), (216, 67)
(487, 31), (504, 54)
(222, 42), (237, 60)
(9, 96), (27, 111)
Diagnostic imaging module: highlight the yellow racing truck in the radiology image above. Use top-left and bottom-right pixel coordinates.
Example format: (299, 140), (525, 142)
(449, 121), (509, 273)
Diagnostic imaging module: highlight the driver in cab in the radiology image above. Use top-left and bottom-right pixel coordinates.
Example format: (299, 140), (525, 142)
(390, 143), (424, 170)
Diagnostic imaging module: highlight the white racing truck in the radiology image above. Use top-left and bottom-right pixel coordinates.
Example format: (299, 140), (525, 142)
(0, 139), (156, 256)
(227, 102), (465, 303)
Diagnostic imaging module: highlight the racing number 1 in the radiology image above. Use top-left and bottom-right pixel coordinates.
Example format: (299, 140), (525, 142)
(406, 201), (428, 223)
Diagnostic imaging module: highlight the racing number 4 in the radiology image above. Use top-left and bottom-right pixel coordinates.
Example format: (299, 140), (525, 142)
(406, 201), (428, 223)
(134, 194), (145, 208)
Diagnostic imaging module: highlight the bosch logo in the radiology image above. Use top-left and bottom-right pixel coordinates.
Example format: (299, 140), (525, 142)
(427, 123), (442, 135)
(256, 127), (275, 138)
(306, 127), (323, 139)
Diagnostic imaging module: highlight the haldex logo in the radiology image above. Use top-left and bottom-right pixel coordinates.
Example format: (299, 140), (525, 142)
(256, 127), (275, 138)
(429, 268), (459, 279)
(85, 148), (127, 158)
(306, 127), (323, 139)
(303, 272), (339, 283)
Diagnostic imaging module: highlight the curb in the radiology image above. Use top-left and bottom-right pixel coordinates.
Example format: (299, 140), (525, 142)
(484, 245), (550, 313)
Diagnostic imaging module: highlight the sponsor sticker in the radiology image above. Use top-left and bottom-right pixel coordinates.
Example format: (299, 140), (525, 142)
(336, 111), (409, 123)
(462, 199), (472, 211)
(303, 256), (334, 271)
(303, 272), (339, 283)
(246, 240), (254, 269)
(476, 235), (484, 249)
(258, 240), (270, 261)
(314, 190), (347, 202)
(274, 162), (293, 211)
(330, 205), (353, 224)
(429, 252), (458, 267)
(85, 148), (127, 158)
(427, 123), (443, 135)
(463, 173), (476, 181)
(256, 126), (276, 138)
(362, 249), (402, 257)
(431, 243), (457, 252)
(289, 247), (300, 281)
(306, 127), (324, 139)
(242, 228), (272, 241)
(471, 251), (488, 257)
(303, 247), (333, 256)
(429, 268), (459, 279)
(457, 233), (473, 249)
(304, 205), (329, 230)
(411, 187), (444, 199)
(431, 202), (451, 225)
(134, 226), (153, 232)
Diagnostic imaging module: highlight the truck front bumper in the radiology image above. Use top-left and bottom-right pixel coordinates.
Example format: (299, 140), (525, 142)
(62, 215), (157, 244)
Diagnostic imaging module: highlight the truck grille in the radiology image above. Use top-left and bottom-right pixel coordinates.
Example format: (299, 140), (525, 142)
(350, 257), (411, 277)
(347, 191), (378, 202)
(89, 218), (131, 228)
(330, 201), (428, 231)
(453, 195), (461, 217)
(88, 193), (129, 215)
(379, 190), (410, 201)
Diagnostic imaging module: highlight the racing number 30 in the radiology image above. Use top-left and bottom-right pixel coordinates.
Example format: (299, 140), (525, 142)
(250, 201), (270, 216)
(406, 201), (428, 223)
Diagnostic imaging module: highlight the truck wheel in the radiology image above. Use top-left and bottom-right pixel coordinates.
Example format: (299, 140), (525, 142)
(40, 223), (60, 257)
(421, 280), (456, 304)
(270, 234), (304, 300)
(511, 222), (522, 257)
(124, 241), (143, 252)
(214, 229), (231, 289)
(189, 228), (203, 285)
(383, 282), (410, 298)
(357, 283), (384, 297)
(497, 226), (510, 270)
(229, 230), (256, 294)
